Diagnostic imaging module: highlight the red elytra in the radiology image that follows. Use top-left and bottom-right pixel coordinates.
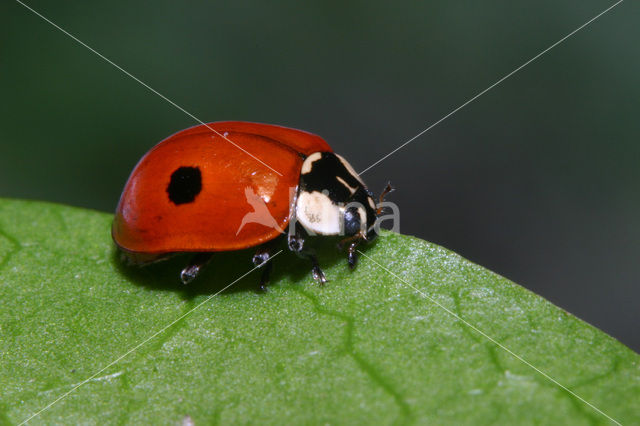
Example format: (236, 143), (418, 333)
(113, 121), (331, 254)
(113, 121), (387, 287)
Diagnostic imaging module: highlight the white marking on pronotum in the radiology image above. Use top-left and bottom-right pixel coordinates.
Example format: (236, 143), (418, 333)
(301, 152), (322, 174)
(296, 190), (341, 235)
(344, 203), (367, 231)
(368, 197), (376, 209)
(335, 154), (365, 185)
(336, 176), (357, 195)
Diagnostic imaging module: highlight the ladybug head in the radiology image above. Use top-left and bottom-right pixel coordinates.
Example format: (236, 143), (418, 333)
(295, 152), (380, 241)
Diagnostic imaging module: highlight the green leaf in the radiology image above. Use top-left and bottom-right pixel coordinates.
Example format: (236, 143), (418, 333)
(0, 198), (638, 425)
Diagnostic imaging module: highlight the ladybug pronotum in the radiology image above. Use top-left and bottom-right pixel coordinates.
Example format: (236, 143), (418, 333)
(112, 121), (392, 289)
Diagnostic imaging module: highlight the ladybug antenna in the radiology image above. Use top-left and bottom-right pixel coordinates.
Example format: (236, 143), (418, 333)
(376, 182), (395, 215)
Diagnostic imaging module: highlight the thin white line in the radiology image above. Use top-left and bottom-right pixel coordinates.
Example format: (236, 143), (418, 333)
(19, 250), (283, 425)
(359, 0), (624, 176)
(14, 0), (282, 177)
(357, 250), (622, 425)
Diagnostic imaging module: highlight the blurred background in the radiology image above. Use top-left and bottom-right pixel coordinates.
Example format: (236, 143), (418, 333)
(2, 1), (638, 350)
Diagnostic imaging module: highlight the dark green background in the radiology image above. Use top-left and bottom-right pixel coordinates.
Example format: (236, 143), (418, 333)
(2, 1), (638, 351)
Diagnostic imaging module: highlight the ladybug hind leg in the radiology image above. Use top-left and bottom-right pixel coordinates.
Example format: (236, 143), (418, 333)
(180, 252), (214, 285)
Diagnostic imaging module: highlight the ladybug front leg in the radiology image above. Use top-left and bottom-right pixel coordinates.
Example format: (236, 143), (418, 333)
(338, 232), (366, 269)
(180, 252), (214, 285)
(288, 223), (327, 284)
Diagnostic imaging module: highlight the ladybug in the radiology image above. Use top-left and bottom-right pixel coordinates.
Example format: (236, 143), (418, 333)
(112, 121), (392, 289)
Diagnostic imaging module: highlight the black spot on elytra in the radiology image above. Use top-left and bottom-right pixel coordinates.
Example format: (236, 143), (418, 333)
(167, 166), (202, 205)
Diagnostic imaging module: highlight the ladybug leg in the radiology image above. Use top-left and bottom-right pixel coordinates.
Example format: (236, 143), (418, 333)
(346, 241), (360, 269)
(256, 260), (273, 292)
(338, 232), (365, 269)
(288, 223), (327, 284)
(287, 223), (305, 253)
(180, 252), (214, 285)
(252, 242), (277, 267)
(307, 253), (328, 284)
(252, 243), (279, 292)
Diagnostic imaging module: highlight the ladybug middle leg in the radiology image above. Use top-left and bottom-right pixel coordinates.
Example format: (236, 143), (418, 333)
(288, 223), (327, 284)
(180, 252), (214, 285)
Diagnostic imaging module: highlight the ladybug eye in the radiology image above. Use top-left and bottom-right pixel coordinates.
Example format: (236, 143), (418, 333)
(343, 206), (362, 235)
(167, 166), (202, 205)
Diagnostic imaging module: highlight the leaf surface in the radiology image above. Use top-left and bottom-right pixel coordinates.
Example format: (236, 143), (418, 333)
(0, 199), (637, 425)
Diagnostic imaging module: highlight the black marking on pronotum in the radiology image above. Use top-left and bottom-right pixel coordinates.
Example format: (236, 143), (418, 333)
(167, 166), (202, 205)
(300, 152), (362, 202)
(351, 186), (377, 227)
